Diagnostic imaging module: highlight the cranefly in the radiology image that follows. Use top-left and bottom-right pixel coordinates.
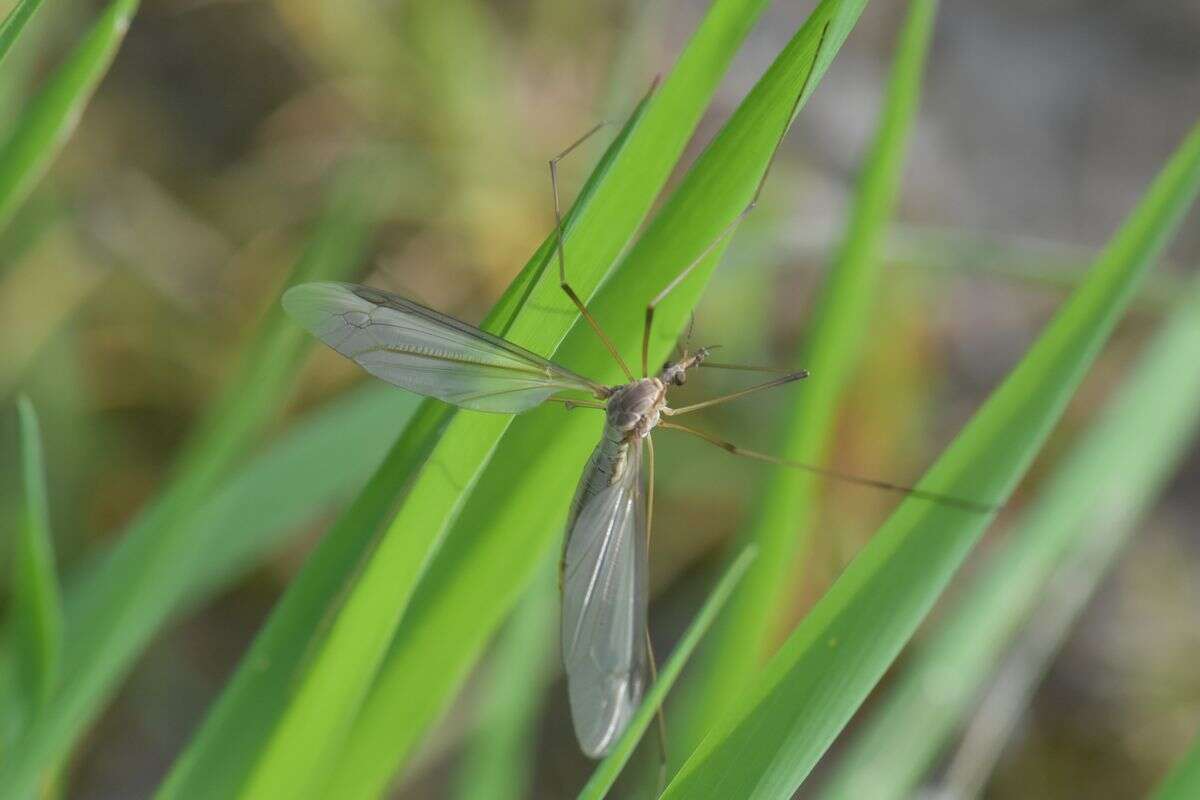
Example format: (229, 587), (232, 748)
(282, 21), (988, 764)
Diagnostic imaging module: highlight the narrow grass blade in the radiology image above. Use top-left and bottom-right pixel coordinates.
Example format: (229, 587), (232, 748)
(578, 546), (758, 800)
(660, 120), (1200, 800)
(10, 396), (62, 720)
(678, 0), (939, 754)
(161, 39), (677, 797)
(323, 3), (868, 795)
(1154, 727), (1200, 800)
(453, 558), (557, 800)
(822, 274), (1200, 798)
(0, 163), (387, 799)
(0, 0), (138, 233)
(0, 0), (44, 68)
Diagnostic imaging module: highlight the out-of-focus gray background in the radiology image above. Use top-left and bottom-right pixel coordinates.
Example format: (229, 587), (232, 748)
(0, 0), (1197, 796)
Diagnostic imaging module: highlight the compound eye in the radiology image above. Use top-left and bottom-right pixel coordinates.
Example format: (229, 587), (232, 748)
(673, 373), (687, 386)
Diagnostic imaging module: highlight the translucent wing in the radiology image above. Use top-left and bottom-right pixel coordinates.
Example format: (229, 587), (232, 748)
(282, 281), (604, 413)
(561, 437), (648, 758)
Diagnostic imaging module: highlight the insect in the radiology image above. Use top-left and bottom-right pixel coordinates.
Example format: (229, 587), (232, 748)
(282, 27), (987, 762)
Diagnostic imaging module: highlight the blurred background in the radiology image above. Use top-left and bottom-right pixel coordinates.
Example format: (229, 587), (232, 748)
(0, 0), (1198, 797)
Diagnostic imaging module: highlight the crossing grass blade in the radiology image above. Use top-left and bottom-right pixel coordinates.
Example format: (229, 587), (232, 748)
(1154, 728), (1200, 800)
(0, 163), (388, 799)
(0, 0), (44, 68)
(659, 119), (1200, 799)
(10, 396), (62, 723)
(453, 558), (557, 800)
(676, 0), (939, 756)
(158, 0), (770, 790)
(577, 546), (758, 800)
(821, 274), (1200, 799)
(0, 0), (139, 233)
(319, 3), (868, 796)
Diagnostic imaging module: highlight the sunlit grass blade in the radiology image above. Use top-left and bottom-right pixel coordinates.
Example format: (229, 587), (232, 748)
(0, 0), (138, 233)
(677, 0), (938, 756)
(161, 32), (685, 795)
(323, 3), (867, 795)
(453, 558), (557, 800)
(1154, 728), (1200, 800)
(660, 119), (1200, 799)
(0, 0), (44, 68)
(231, 0), (784, 787)
(578, 545), (758, 800)
(0, 163), (388, 798)
(10, 396), (62, 722)
(820, 274), (1200, 798)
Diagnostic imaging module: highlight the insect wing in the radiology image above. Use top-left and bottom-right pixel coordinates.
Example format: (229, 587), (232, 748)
(561, 439), (648, 758)
(282, 281), (603, 412)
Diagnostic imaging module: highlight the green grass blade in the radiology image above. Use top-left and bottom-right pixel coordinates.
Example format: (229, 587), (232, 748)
(821, 274), (1200, 798)
(660, 119), (1200, 800)
(453, 558), (557, 800)
(0, 164), (387, 799)
(578, 546), (758, 800)
(11, 396), (62, 720)
(678, 0), (938, 753)
(0, 0), (44, 69)
(1154, 727), (1200, 800)
(323, 3), (867, 795)
(235, 0), (783, 786)
(0, 0), (138, 233)
(159, 41), (677, 798)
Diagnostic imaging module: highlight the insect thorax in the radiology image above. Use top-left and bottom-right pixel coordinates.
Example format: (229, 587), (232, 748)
(606, 378), (666, 439)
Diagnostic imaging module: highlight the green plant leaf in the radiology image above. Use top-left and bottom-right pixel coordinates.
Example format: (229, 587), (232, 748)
(453, 557), (557, 800)
(1154, 727), (1200, 800)
(10, 396), (62, 722)
(0, 0), (44, 69)
(0, 0), (138, 233)
(578, 545), (758, 800)
(677, 0), (939, 755)
(660, 118), (1200, 800)
(821, 273), (1200, 798)
(322, 3), (867, 796)
(0, 162), (388, 799)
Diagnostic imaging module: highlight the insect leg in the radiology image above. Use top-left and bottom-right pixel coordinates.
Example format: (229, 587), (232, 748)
(549, 101), (655, 381)
(644, 434), (669, 789)
(640, 21), (831, 379)
(665, 370), (809, 416)
(658, 420), (997, 514)
(698, 360), (799, 375)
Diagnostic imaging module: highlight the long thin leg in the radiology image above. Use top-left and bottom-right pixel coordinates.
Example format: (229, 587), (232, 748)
(658, 420), (997, 514)
(641, 22), (831, 379)
(699, 361), (798, 375)
(665, 370), (808, 416)
(643, 434), (668, 790)
(550, 117), (641, 381)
